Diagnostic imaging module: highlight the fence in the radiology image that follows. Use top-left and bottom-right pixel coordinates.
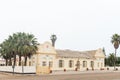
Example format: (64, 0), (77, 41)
(0, 66), (36, 74)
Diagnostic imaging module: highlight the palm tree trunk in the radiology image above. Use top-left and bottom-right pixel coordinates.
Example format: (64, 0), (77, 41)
(5, 59), (8, 66)
(19, 54), (21, 66)
(24, 56), (27, 66)
(9, 58), (12, 66)
(114, 49), (117, 70)
(9, 53), (12, 66)
(13, 52), (16, 66)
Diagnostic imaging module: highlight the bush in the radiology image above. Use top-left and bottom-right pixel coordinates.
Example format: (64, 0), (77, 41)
(116, 68), (118, 70)
(50, 70), (52, 73)
(75, 68), (77, 71)
(86, 68), (89, 71)
(64, 69), (66, 72)
(100, 68), (104, 70)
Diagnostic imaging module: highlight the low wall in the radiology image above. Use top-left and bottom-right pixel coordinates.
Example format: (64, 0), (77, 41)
(105, 67), (120, 70)
(0, 66), (36, 73)
(0, 66), (119, 74)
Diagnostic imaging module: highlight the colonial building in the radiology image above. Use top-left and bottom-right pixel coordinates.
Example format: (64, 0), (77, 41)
(27, 42), (105, 74)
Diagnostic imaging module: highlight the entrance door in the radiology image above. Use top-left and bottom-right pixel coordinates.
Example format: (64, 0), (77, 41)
(76, 61), (80, 69)
(49, 61), (53, 68)
(36, 61), (50, 75)
(91, 61), (94, 69)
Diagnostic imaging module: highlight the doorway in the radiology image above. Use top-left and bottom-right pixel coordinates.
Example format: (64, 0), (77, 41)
(76, 61), (80, 69)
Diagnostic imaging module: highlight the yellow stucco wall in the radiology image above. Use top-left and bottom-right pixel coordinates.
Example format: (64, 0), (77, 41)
(28, 42), (105, 74)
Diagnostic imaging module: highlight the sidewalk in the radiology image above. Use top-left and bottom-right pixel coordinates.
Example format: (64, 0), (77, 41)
(1, 69), (120, 76)
(50, 70), (120, 75)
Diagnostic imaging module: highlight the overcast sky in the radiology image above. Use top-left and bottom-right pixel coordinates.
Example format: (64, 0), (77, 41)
(0, 0), (120, 56)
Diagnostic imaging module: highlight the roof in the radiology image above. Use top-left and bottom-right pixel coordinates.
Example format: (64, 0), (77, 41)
(56, 49), (97, 59)
(84, 50), (97, 58)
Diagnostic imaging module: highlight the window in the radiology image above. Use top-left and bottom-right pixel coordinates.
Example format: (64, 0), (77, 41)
(69, 60), (74, 68)
(98, 63), (99, 67)
(101, 63), (103, 67)
(42, 61), (46, 66)
(59, 60), (64, 68)
(49, 61), (53, 68)
(90, 61), (94, 68)
(83, 61), (87, 67)
(76, 61), (80, 69)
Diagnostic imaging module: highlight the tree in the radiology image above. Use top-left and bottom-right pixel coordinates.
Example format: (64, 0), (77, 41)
(111, 34), (120, 70)
(50, 34), (57, 47)
(108, 53), (115, 66)
(103, 54), (120, 67)
(117, 57), (120, 66)
(105, 57), (108, 66)
(0, 40), (12, 66)
(102, 47), (106, 56)
(22, 33), (38, 66)
(0, 32), (39, 66)
(0, 43), (9, 66)
(13, 32), (39, 66)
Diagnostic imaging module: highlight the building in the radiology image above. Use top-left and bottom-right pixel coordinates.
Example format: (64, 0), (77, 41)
(0, 57), (5, 66)
(26, 42), (105, 74)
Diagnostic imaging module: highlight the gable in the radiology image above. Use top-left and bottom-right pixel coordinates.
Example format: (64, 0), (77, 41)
(95, 48), (105, 58)
(37, 41), (57, 55)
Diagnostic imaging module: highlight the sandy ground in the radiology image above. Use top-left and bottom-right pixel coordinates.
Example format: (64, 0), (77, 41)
(0, 71), (120, 80)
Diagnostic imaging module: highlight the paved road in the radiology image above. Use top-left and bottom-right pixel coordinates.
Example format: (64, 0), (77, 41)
(0, 71), (120, 80)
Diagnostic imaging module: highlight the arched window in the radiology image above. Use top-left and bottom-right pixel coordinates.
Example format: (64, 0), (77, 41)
(49, 61), (53, 68)
(59, 60), (64, 68)
(69, 60), (74, 68)
(101, 63), (103, 67)
(42, 61), (46, 66)
(90, 61), (94, 68)
(98, 63), (99, 67)
(83, 61), (87, 67)
(76, 61), (80, 69)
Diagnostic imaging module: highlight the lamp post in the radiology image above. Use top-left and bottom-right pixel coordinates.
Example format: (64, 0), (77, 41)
(12, 58), (15, 75)
(36, 53), (39, 75)
(21, 57), (24, 74)
(12, 64), (15, 75)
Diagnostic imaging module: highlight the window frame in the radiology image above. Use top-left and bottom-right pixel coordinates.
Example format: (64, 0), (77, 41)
(69, 60), (74, 68)
(83, 61), (87, 67)
(59, 60), (64, 68)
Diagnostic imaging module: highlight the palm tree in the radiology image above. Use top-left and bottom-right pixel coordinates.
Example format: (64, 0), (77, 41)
(7, 36), (15, 66)
(0, 47), (8, 66)
(10, 32), (38, 66)
(17, 32), (25, 66)
(0, 40), (12, 66)
(0, 32), (39, 66)
(11, 33), (19, 66)
(50, 34), (57, 47)
(111, 34), (120, 70)
(23, 33), (38, 66)
(102, 47), (106, 56)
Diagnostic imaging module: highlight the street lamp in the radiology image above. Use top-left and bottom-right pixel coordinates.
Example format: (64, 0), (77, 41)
(12, 64), (15, 75)
(21, 56), (24, 74)
(36, 53), (39, 75)
(12, 58), (15, 75)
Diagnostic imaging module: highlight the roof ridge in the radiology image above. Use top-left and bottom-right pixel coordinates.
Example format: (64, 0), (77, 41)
(56, 49), (97, 52)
